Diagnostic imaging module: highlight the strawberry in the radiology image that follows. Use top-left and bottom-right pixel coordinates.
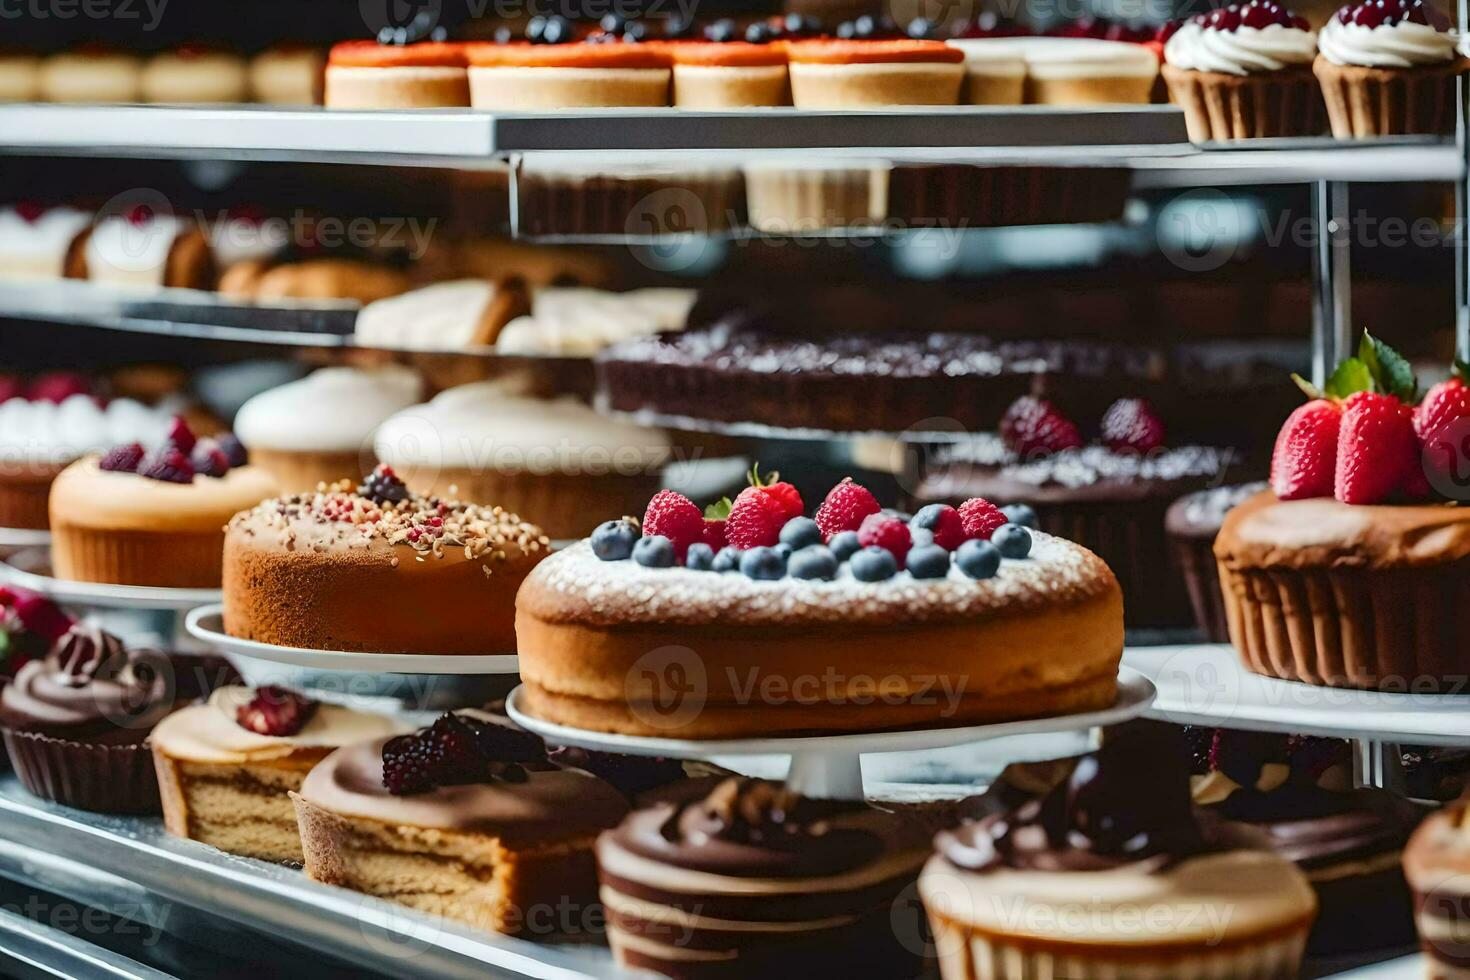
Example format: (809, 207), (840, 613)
(725, 486), (788, 549)
(814, 477), (881, 541)
(701, 519), (727, 550)
(1415, 376), (1470, 495)
(957, 497), (1007, 540)
(857, 513), (912, 568)
(1000, 396), (1084, 456)
(1414, 376), (1470, 440)
(1334, 391), (1416, 505)
(1270, 399), (1341, 501)
(641, 490), (704, 559)
(1100, 398), (1166, 454)
(740, 465), (803, 520)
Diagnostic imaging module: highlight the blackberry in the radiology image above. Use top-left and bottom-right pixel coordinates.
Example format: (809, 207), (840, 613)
(137, 447), (195, 484)
(360, 464), (409, 505)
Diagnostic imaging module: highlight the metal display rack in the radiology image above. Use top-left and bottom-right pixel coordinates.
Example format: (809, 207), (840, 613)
(2, 92), (1468, 978)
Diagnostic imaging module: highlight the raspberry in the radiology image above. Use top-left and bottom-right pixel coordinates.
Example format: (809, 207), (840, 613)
(163, 416), (197, 455)
(725, 485), (788, 549)
(137, 446), (195, 484)
(813, 477), (881, 541)
(642, 490), (705, 560)
(1000, 396), (1084, 457)
(957, 497), (1007, 540)
(701, 518), (728, 550)
(912, 504), (967, 551)
(856, 513), (912, 568)
(360, 464), (409, 505)
(0, 586), (72, 643)
(235, 686), (318, 737)
(190, 442), (231, 478)
(98, 442), (145, 473)
(1100, 398), (1166, 454)
(26, 372), (90, 404)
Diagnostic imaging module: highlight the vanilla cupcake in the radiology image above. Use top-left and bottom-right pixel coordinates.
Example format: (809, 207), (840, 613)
(140, 47), (249, 103)
(1162, 3), (1324, 141)
(233, 366), (423, 492)
(493, 287), (696, 356)
(82, 210), (215, 291)
(0, 204), (92, 281)
(1315, 0), (1463, 137)
(374, 382), (672, 540)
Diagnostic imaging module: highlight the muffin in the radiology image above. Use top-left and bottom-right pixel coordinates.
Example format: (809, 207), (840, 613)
(232, 366), (423, 492)
(0, 204), (92, 281)
(0, 393), (171, 530)
(1315, 0), (1464, 137)
(140, 46), (249, 103)
(466, 40), (672, 109)
(324, 40), (469, 109)
(294, 711), (629, 937)
(152, 686), (408, 863)
(920, 729), (1317, 980)
(49, 420), (277, 588)
(1192, 727), (1424, 954)
(911, 396), (1245, 628)
(670, 41), (790, 107)
(373, 382), (672, 540)
(1402, 794), (1470, 975)
(1162, 3), (1323, 141)
(597, 777), (931, 978)
(0, 624), (179, 813)
(785, 40), (964, 107)
(1165, 482), (1268, 641)
(222, 465), (547, 654)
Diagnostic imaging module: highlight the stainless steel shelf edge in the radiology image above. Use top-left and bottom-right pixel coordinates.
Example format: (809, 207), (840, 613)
(0, 782), (627, 980)
(0, 900), (177, 980)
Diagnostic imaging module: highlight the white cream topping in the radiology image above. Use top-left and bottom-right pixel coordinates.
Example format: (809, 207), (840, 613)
(495, 287), (696, 357)
(209, 217), (289, 268)
(374, 382), (672, 475)
(0, 207), (92, 280)
(945, 40), (1028, 77)
(233, 366), (423, 453)
(1165, 21), (1318, 74)
(1318, 16), (1457, 67)
(150, 687), (410, 764)
(0, 395), (172, 464)
(354, 280), (500, 351)
(84, 214), (183, 288)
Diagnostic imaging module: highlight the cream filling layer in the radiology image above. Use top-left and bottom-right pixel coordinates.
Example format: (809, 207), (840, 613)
(597, 837), (927, 897)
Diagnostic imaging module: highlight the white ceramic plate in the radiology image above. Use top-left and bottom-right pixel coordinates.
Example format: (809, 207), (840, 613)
(0, 547), (220, 611)
(0, 527), (51, 548)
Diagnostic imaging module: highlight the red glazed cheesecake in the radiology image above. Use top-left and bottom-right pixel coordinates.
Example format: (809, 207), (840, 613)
(325, 41), (469, 109)
(785, 39), (964, 107)
(466, 39), (671, 109)
(670, 41), (789, 107)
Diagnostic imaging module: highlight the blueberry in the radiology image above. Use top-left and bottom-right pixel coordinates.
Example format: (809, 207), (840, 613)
(712, 546), (742, 572)
(541, 16), (574, 44)
(881, 508), (912, 523)
(705, 17), (737, 41)
(909, 526), (934, 549)
(836, 20), (857, 38)
(956, 539), (1001, 579)
(993, 524), (1033, 559)
(853, 14), (877, 36)
(685, 542), (714, 571)
(526, 15), (547, 41)
(774, 542), (793, 561)
(907, 16), (935, 37)
(785, 12), (821, 34)
(829, 530), (862, 562)
(907, 544), (950, 579)
(663, 15), (694, 38)
(789, 545), (838, 580)
(633, 535), (676, 568)
(912, 504), (949, 531)
(493, 25), (514, 43)
(591, 519), (639, 561)
(779, 517), (822, 550)
(599, 13), (626, 32)
(623, 21), (647, 41)
(1000, 503), (1038, 529)
(740, 546), (786, 580)
(851, 546), (898, 582)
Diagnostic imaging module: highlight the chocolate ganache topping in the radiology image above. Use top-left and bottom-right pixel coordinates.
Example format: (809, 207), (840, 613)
(610, 777), (927, 878)
(0, 624), (172, 741)
(940, 732), (1230, 873)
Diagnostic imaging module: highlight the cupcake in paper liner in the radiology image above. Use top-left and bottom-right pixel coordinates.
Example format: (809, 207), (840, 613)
(1315, 0), (1465, 137)
(0, 623), (180, 813)
(1160, 3), (1324, 142)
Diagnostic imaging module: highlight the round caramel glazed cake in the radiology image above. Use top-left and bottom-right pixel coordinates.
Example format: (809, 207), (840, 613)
(49, 457), (278, 588)
(223, 468), (548, 654)
(1214, 490), (1470, 690)
(514, 532), (1123, 738)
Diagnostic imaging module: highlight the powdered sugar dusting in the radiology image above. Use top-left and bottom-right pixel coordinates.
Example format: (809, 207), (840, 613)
(937, 435), (1234, 489)
(520, 534), (1115, 628)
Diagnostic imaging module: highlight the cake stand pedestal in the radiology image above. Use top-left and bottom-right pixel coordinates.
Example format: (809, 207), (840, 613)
(505, 667), (1156, 800)
(0, 527), (50, 549)
(185, 604), (519, 711)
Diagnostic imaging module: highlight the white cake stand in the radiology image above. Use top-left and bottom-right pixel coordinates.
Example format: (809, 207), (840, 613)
(0, 527), (50, 549)
(186, 604), (519, 710)
(0, 547), (219, 611)
(505, 667), (1155, 800)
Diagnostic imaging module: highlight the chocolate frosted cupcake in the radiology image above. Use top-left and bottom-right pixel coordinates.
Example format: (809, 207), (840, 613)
(913, 396), (1245, 628)
(0, 624), (177, 813)
(1166, 482), (1267, 641)
(597, 777), (932, 978)
(294, 711), (629, 937)
(921, 730), (1317, 980)
(1193, 728), (1424, 954)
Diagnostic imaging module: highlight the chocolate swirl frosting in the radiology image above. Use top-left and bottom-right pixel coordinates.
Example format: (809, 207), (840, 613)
(0, 624), (173, 741)
(611, 777), (926, 879)
(940, 732), (1234, 873)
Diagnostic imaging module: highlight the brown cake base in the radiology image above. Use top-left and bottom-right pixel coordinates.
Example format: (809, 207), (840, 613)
(154, 750), (328, 864)
(1314, 55), (1463, 138)
(0, 462), (62, 530)
(1162, 63), (1325, 142)
(50, 523), (225, 588)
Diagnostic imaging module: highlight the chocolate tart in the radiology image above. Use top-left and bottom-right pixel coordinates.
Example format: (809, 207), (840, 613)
(1214, 491), (1470, 690)
(597, 778), (931, 978)
(1165, 482), (1268, 641)
(0, 625), (178, 814)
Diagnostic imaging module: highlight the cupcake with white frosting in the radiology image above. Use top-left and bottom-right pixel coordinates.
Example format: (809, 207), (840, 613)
(81, 207), (214, 291)
(1315, 0), (1463, 137)
(0, 204), (91, 281)
(1161, 1), (1324, 141)
(374, 381), (673, 539)
(233, 366), (424, 492)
